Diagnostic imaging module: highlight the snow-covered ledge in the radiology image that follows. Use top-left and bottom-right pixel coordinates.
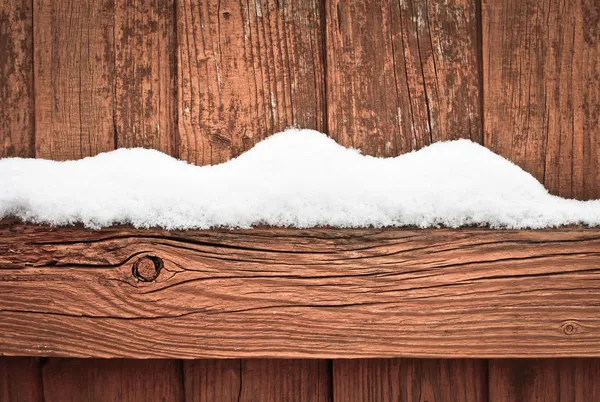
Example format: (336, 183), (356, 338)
(1, 131), (599, 359)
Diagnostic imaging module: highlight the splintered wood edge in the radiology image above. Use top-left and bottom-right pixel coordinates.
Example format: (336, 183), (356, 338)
(1, 221), (600, 359)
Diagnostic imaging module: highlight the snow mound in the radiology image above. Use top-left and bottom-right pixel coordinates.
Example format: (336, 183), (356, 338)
(1, 129), (599, 229)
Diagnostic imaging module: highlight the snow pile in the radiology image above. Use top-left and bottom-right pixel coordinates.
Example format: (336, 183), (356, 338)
(1, 129), (599, 229)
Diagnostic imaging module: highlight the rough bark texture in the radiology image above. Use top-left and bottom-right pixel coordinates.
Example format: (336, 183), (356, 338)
(2, 222), (600, 359)
(0, 0), (34, 158)
(483, 0), (600, 200)
(33, 0), (116, 160)
(176, 0), (325, 165)
(326, 0), (482, 156)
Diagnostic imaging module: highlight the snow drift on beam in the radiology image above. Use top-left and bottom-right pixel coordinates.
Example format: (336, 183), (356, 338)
(1, 129), (599, 229)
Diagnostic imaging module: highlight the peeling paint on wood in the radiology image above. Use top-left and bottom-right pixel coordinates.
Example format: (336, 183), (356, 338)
(176, 0), (325, 165)
(483, 0), (600, 200)
(326, 0), (481, 156)
(0, 0), (34, 158)
(115, 0), (178, 155)
(34, 0), (116, 160)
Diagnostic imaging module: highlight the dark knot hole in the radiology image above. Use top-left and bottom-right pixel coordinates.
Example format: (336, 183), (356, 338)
(132, 256), (163, 282)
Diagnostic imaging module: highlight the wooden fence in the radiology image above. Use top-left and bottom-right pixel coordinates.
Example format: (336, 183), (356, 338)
(1, 0), (599, 401)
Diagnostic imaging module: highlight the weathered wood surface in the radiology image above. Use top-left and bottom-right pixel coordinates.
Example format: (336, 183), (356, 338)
(333, 359), (486, 402)
(177, 0), (325, 165)
(34, 0), (116, 160)
(489, 359), (600, 402)
(183, 360), (241, 402)
(326, 0), (481, 156)
(0, 357), (43, 402)
(2, 0), (600, 398)
(2, 222), (600, 359)
(0, 0), (34, 159)
(483, 0), (600, 200)
(236, 360), (329, 402)
(182, 359), (331, 402)
(115, 0), (178, 155)
(40, 359), (184, 402)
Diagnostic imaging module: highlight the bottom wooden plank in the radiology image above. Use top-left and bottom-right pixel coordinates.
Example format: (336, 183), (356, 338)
(488, 359), (600, 402)
(183, 359), (330, 402)
(40, 359), (183, 402)
(2, 223), (600, 358)
(0, 357), (43, 402)
(183, 360), (241, 402)
(239, 360), (330, 402)
(333, 359), (487, 402)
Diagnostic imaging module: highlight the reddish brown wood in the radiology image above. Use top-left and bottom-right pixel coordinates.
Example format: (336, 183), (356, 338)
(240, 360), (329, 402)
(41, 359), (183, 402)
(184, 359), (329, 402)
(326, 0), (484, 389)
(334, 359), (486, 402)
(489, 359), (600, 402)
(326, 0), (482, 157)
(0, 357), (43, 402)
(483, 0), (600, 200)
(34, 0), (115, 160)
(0, 0), (34, 158)
(176, 0), (325, 165)
(2, 223), (600, 359)
(183, 360), (241, 402)
(115, 0), (177, 154)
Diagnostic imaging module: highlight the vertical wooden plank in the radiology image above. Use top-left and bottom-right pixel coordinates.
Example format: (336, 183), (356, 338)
(0, 0), (34, 158)
(184, 359), (330, 402)
(328, 1), (483, 398)
(34, 0), (115, 160)
(334, 358), (486, 402)
(239, 360), (330, 402)
(483, 0), (600, 200)
(489, 359), (600, 402)
(0, 357), (44, 402)
(41, 358), (184, 402)
(176, 0), (325, 165)
(183, 360), (241, 402)
(115, 0), (177, 154)
(326, 0), (482, 157)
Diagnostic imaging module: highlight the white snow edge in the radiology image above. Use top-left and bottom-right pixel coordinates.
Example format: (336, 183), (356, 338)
(1, 129), (599, 230)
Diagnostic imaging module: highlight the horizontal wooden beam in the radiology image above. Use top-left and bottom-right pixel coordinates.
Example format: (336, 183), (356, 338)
(1, 221), (600, 359)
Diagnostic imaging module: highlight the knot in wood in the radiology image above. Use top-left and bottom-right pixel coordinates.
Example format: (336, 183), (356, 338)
(132, 256), (163, 282)
(561, 321), (581, 336)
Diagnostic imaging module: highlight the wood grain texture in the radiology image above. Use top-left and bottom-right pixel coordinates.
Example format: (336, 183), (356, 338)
(0, 357), (43, 402)
(183, 359), (241, 402)
(34, 0), (115, 160)
(326, 0), (481, 157)
(333, 358), (486, 402)
(184, 359), (329, 402)
(115, 0), (177, 154)
(2, 222), (600, 359)
(41, 358), (183, 402)
(489, 359), (600, 402)
(0, 0), (34, 158)
(238, 360), (330, 402)
(483, 0), (600, 200)
(176, 0), (325, 165)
